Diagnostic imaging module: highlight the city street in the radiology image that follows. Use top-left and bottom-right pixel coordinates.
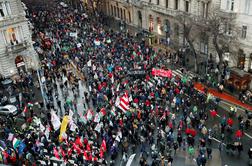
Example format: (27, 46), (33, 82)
(0, 1), (252, 166)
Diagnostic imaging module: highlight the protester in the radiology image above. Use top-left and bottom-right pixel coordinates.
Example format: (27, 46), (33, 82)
(0, 2), (248, 166)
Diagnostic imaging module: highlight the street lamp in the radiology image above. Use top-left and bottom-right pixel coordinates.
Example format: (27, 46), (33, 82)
(164, 23), (170, 46)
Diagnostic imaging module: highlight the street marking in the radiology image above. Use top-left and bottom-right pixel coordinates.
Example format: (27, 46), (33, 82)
(211, 137), (226, 146)
(244, 133), (252, 139)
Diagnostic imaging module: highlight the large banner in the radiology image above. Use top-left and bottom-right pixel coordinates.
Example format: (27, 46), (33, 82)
(151, 68), (172, 78)
(59, 116), (70, 142)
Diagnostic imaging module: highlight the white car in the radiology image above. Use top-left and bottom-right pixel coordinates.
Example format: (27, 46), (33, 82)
(0, 105), (18, 116)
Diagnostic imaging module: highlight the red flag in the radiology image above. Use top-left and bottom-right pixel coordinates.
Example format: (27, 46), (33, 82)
(60, 147), (66, 158)
(116, 93), (130, 113)
(2, 151), (9, 159)
(73, 143), (82, 155)
(190, 129), (197, 137)
(137, 111), (141, 119)
(23, 106), (28, 113)
(100, 147), (104, 158)
(83, 150), (88, 160)
(67, 148), (72, 156)
(88, 153), (92, 161)
(53, 147), (60, 159)
(101, 139), (106, 152)
(93, 156), (98, 162)
(86, 143), (91, 152)
(100, 108), (106, 116)
(186, 128), (191, 135)
(75, 137), (83, 148)
(160, 112), (166, 121)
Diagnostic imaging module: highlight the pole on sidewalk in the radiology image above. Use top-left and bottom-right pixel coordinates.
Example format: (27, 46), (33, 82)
(37, 68), (47, 110)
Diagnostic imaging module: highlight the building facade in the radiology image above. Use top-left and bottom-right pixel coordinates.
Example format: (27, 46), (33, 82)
(220, 0), (252, 73)
(103, 0), (252, 73)
(0, 0), (39, 77)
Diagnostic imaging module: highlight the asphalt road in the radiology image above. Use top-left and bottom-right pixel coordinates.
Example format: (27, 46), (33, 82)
(35, 65), (252, 165)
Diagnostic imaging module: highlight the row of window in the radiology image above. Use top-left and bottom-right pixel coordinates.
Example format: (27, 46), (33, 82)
(0, 1), (11, 18)
(221, 0), (252, 14)
(148, 0), (209, 18)
(1, 27), (24, 46)
(110, 5), (131, 23)
(146, 14), (209, 54)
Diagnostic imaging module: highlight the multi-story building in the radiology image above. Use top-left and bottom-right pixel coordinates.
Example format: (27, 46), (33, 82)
(220, 0), (252, 73)
(103, 0), (252, 74)
(0, 0), (39, 77)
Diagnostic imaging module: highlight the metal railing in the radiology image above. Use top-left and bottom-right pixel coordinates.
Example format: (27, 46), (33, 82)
(6, 40), (29, 53)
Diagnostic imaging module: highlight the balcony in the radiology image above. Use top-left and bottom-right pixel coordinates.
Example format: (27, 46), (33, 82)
(218, 10), (237, 19)
(6, 40), (29, 54)
(0, 15), (26, 27)
(141, 1), (179, 17)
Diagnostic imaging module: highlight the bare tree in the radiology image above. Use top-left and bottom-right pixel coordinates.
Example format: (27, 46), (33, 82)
(177, 12), (203, 73)
(206, 8), (239, 79)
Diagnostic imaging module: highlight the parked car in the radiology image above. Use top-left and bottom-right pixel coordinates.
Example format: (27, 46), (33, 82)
(0, 105), (18, 116)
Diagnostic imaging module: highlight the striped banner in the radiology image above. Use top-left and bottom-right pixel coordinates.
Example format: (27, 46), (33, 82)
(116, 93), (130, 113)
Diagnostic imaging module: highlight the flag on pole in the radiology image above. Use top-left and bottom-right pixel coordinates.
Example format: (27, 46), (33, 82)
(160, 112), (166, 121)
(110, 106), (116, 116)
(100, 108), (106, 116)
(75, 137), (83, 148)
(101, 139), (106, 152)
(206, 93), (214, 103)
(59, 116), (70, 142)
(51, 111), (61, 130)
(100, 147), (104, 158)
(116, 93), (130, 113)
(95, 123), (102, 133)
(53, 147), (60, 159)
(87, 109), (94, 121)
(23, 106), (28, 113)
(27, 102), (33, 107)
(93, 113), (101, 123)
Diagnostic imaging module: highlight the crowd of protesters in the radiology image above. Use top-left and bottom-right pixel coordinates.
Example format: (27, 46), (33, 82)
(0, 2), (251, 166)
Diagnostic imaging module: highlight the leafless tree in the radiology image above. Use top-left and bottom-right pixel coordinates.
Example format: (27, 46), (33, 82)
(206, 7), (239, 78)
(177, 12), (203, 73)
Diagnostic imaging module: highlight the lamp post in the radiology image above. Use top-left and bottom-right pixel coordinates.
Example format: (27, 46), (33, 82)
(164, 23), (170, 46)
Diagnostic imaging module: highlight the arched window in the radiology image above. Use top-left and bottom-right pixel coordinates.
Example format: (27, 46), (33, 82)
(157, 17), (162, 34)
(120, 8), (123, 19)
(138, 11), (142, 27)
(111, 5), (113, 16)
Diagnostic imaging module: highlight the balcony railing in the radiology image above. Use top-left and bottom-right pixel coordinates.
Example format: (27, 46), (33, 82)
(141, 1), (180, 17)
(6, 40), (29, 53)
(218, 9), (237, 19)
(0, 14), (26, 27)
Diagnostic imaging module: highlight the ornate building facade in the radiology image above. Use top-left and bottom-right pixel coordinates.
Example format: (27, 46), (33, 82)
(0, 0), (39, 77)
(103, 0), (252, 73)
